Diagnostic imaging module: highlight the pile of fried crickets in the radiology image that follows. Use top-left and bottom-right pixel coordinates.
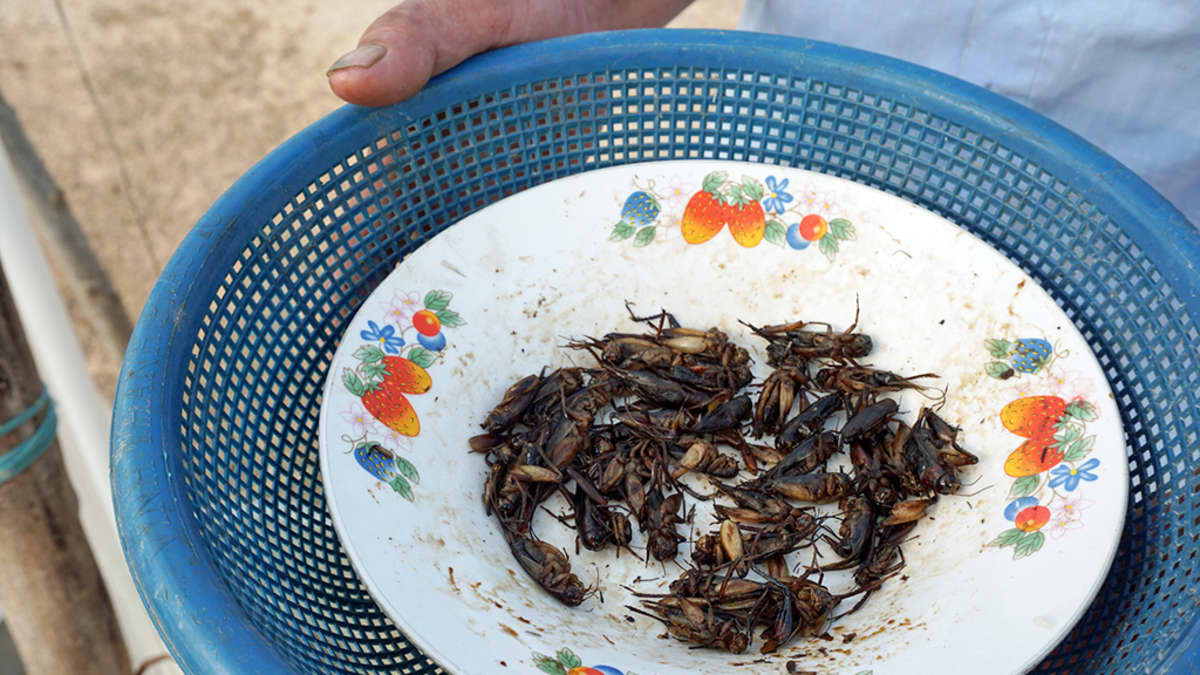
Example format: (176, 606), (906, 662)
(470, 306), (978, 655)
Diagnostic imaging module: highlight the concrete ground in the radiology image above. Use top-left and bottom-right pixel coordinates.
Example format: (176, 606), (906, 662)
(0, 0), (743, 669)
(0, 0), (743, 400)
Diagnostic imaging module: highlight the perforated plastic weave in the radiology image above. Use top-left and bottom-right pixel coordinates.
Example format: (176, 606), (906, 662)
(112, 31), (1200, 674)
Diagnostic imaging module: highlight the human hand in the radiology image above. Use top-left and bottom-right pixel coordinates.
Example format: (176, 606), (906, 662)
(328, 0), (693, 107)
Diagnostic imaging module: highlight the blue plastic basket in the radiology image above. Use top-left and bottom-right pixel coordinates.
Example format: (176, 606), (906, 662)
(112, 30), (1200, 674)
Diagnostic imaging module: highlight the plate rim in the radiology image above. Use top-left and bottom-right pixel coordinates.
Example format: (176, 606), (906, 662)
(318, 158), (1129, 674)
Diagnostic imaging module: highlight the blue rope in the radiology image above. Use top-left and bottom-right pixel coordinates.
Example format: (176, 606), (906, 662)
(0, 389), (57, 485)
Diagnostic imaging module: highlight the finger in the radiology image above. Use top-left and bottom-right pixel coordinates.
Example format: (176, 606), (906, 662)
(328, 0), (508, 107)
(328, 0), (693, 107)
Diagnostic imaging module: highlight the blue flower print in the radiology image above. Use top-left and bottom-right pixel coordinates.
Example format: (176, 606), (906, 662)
(762, 176), (794, 214)
(1048, 458), (1100, 492)
(360, 320), (406, 354)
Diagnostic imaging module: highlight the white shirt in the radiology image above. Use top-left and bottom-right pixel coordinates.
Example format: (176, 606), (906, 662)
(741, 0), (1200, 225)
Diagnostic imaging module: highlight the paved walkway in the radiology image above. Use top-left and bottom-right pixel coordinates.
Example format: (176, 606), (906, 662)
(0, 0), (744, 398)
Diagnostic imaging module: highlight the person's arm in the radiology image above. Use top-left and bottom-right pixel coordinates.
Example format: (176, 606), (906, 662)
(328, 0), (693, 107)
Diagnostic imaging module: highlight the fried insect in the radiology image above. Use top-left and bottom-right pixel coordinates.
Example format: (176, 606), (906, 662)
(671, 440), (741, 479)
(573, 478), (633, 551)
(882, 498), (933, 526)
(631, 598), (750, 654)
(611, 406), (696, 436)
(508, 535), (590, 606)
(759, 431), (841, 482)
(853, 522), (916, 588)
(848, 439), (900, 508)
(841, 398), (899, 439)
(753, 368), (807, 436)
(481, 373), (542, 432)
(638, 569), (876, 655)
(760, 471), (852, 504)
(815, 366), (939, 397)
(575, 317), (753, 392)
(666, 568), (764, 598)
(920, 407), (980, 468)
(692, 516), (819, 569)
(524, 367), (587, 419)
(475, 304), (981, 656)
(643, 489), (687, 561)
(758, 577), (884, 653)
(712, 483), (811, 525)
(604, 368), (714, 409)
(693, 395), (752, 434)
(776, 394), (841, 451)
(827, 495), (874, 562)
(745, 305), (873, 367)
(903, 408), (979, 495)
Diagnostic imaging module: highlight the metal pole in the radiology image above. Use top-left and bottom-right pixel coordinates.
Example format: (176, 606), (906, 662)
(0, 269), (131, 674)
(0, 120), (177, 674)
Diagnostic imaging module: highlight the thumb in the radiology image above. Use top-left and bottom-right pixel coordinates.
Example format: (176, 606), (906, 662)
(328, 0), (692, 107)
(328, 0), (513, 107)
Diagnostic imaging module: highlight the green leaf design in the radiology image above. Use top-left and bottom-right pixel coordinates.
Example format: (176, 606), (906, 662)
(1009, 475), (1039, 498)
(1013, 531), (1045, 559)
(610, 222), (635, 240)
(354, 344), (385, 363)
(1065, 400), (1099, 422)
(818, 234), (839, 259)
(424, 290), (453, 311)
(533, 654), (566, 675)
(724, 184), (745, 205)
(361, 362), (387, 380)
(828, 218), (855, 240)
(988, 528), (1025, 548)
(435, 308), (465, 328)
(701, 171), (726, 193)
(1053, 424), (1083, 448)
(407, 346), (436, 369)
(394, 456), (420, 484)
(741, 175), (764, 201)
(1063, 435), (1096, 462)
(389, 475), (414, 501)
(633, 225), (656, 247)
(556, 648), (582, 669)
(342, 369), (366, 397)
(763, 219), (786, 246)
(986, 361), (1014, 379)
(984, 338), (1012, 358)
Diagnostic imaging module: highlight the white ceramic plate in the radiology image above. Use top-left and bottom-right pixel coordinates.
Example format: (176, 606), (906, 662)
(318, 161), (1126, 675)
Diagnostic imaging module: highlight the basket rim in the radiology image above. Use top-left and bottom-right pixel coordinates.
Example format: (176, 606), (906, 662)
(111, 27), (1200, 674)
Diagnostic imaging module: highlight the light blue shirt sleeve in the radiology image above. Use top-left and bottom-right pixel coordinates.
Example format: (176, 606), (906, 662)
(741, 0), (1200, 225)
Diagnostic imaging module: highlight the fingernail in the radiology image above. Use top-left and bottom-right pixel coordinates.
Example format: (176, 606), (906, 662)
(327, 43), (387, 76)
